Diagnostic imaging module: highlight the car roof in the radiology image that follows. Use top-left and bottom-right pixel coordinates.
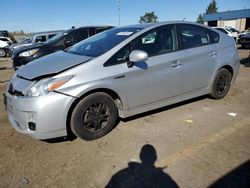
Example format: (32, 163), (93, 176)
(119, 21), (213, 30)
(75, 26), (113, 30)
(32, 30), (65, 36)
(63, 26), (113, 34)
(213, 27), (227, 29)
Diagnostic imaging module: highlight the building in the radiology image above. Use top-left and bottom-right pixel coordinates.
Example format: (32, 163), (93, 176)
(203, 9), (250, 31)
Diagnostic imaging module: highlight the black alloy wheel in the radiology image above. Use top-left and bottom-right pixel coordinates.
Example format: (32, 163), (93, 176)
(70, 92), (118, 140)
(210, 68), (232, 99)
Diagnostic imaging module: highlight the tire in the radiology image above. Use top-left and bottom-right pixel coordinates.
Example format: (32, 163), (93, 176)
(70, 92), (118, 140)
(210, 68), (232, 99)
(0, 48), (6, 57)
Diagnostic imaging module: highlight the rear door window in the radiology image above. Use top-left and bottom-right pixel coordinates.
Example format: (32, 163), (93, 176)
(179, 24), (210, 49)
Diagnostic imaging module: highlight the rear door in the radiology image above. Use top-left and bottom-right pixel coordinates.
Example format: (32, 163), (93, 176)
(177, 24), (219, 93)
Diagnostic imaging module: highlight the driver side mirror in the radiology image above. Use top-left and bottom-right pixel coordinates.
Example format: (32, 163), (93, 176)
(127, 50), (148, 68)
(64, 39), (72, 47)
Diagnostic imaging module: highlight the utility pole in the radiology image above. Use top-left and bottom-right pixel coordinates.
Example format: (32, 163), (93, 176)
(116, 0), (121, 26)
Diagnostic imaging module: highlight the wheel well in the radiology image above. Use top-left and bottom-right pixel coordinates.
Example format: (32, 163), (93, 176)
(66, 88), (122, 138)
(220, 65), (233, 77)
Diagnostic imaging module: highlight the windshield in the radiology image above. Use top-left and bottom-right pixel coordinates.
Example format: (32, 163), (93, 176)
(24, 36), (33, 43)
(229, 28), (237, 32)
(215, 28), (228, 34)
(44, 32), (65, 44)
(67, 27), (142, 57)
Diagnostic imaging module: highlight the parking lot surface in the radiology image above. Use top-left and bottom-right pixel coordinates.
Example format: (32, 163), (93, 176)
(0, 48), (250, 188)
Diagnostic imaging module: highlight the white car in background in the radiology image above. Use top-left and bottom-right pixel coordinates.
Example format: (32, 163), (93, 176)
(226, 27), (239, 41)
(0, 40), (9, 57)
(0, 37), (14, 45)
(213, 27), (235, 41)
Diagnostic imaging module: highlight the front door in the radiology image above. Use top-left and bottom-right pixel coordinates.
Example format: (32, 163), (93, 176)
(125, 25), (184, 109)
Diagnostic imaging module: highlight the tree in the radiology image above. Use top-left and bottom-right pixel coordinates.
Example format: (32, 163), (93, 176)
(196, 13), (204, 24)
(139, 11), (158, 23)
(196, 0), (218, 24)
(205, 0), (218, 14)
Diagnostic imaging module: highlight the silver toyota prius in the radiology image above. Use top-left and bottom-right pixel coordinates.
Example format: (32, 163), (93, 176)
(5, 21), (240, 140)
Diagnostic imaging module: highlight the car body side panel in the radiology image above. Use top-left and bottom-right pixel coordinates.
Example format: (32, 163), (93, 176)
(56, 56), (129, 111)
(119, 86), (211, 118)
(182, 44), (219, 93)
(208, 34), (240, 88)
(5, 91), (74, 139)
(125, 51), (184, 109)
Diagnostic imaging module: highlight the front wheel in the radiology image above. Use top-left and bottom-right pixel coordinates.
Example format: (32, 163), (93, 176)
(0, 48), (6, 57)
(210, 68), (232, 99)
(70, 92), (118, 140)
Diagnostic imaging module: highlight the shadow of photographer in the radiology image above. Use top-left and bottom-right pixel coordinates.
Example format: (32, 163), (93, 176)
(106, 144), (179, 188)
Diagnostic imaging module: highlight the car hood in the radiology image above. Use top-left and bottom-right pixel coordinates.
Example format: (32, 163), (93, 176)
(16, 50), (92, 80)
(0, 41), (9, 48)
(15, 42), (44, 53)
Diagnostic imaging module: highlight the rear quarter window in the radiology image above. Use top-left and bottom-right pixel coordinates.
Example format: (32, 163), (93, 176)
(208, 29), (220, 44)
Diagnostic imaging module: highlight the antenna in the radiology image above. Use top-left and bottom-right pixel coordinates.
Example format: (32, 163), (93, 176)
(116, 0), (121, 26)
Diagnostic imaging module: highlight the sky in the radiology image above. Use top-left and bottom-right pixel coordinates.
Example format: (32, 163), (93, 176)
(1, 0), (250, 32)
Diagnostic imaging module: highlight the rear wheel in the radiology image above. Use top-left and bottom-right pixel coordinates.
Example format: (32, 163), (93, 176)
(0, 48), (6, 57)
(70, 92), (118, 140)
(210, 68), (232, 99)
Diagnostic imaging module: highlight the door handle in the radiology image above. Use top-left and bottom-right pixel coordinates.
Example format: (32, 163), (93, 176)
(209, 51), (217, 57)
(114, 75), (125, 79)
(170, 61), (182, 68)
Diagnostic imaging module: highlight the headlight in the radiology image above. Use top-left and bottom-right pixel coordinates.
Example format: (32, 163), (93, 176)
(19, 49), (39, 57)
(24, 75), (74, 97)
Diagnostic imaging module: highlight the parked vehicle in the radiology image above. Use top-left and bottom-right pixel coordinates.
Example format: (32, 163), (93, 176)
(0, 30), (17, 43)
(11, 26), (113, 70)
(239, 32), (250, 48)
(0, 40), (10, 57)
(0, 37), (15, 45)
(0, 30), (8, 37)
(225, 27), (239, 41)
(213, 27), (235, 40)
(9, 30), (64, 53)
(4, 21), (239, 140)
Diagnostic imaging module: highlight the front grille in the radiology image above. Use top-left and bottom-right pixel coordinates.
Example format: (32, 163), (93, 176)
(8, 83), (24, 96)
